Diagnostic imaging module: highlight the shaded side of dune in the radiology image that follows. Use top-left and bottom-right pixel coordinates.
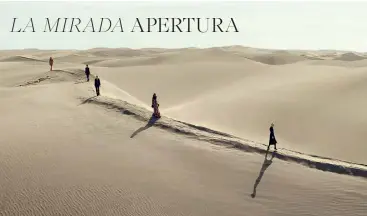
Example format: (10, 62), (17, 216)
(334, 52), (367, 61)
(0, 55), (46, 63)
(79, 96), (367, 179)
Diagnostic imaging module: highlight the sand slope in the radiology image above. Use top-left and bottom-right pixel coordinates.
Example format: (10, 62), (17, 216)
(54, 47), (367, 164)
(0, 47), (366, 215)
(2, 47), (367, 164)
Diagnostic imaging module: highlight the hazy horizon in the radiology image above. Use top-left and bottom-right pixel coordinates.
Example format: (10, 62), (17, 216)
(2, 45), (366, 53)
(1, 1), (367, 52)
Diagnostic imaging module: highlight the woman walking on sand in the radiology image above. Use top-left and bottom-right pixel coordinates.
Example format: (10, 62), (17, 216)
(268, 123), (277, 150)
(49, 57), (54, 71)
(152, 93), (161, 118)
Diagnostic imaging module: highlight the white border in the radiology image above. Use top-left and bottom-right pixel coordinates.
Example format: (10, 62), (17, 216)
(2, 0), (367, 2)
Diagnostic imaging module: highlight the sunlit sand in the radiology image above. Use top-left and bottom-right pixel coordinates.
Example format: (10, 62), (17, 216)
(0, 47), (366, 216)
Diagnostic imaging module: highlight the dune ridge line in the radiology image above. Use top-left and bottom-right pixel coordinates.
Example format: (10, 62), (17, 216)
(79, 94), (367, 179)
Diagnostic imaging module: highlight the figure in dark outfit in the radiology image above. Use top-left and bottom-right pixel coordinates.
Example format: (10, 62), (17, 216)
(151, 93), (161, 118)
(85, 65), (90, 82)
(268, 123), (277, 150)
(94, 76), (101, 96)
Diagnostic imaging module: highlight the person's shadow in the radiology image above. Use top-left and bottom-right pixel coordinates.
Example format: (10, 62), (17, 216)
(130, 115), (159, 138)
(250, 149), (276, 198)
(78, 96), (97, 105)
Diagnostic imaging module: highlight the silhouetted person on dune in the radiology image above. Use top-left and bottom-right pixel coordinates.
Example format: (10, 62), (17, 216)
(49, 57), (54, 71)
(152, 93), (161, 118)
(268, 123), (277, 150)
(94, 76), (101, 96)
(85, 65), (90, 82)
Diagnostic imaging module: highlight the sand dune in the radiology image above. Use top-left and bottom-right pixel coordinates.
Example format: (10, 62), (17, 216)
(67, 47), (367, 164)
(161, 64), (367, 164)
(92, 51), (259, 68)
(303, 59), (367, 67)
(83, 94), (367, 178)
(79, 47), (169, 57)
(0, 46), (366, 216)
(0, 55), (45, 63)
(334, 52), (367, 61)
(248, 52), (309, 65)
(92, 61), (269, 108)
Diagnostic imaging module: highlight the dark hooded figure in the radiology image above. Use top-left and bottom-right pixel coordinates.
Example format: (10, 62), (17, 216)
(94, 76), (101, 96)
(151, 93), (161, 118)
(85, 65), (90, 82)
(268, 123), (277, 150)
(152, 93), (157, 107)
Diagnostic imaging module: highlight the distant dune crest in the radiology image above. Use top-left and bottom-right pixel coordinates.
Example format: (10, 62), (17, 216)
(334, 52), (367, 61)
(2, 46), (367, 67)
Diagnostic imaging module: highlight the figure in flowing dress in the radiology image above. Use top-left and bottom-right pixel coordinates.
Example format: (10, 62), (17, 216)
(152, 93), (161, 118)
(49, 57), (54, 71)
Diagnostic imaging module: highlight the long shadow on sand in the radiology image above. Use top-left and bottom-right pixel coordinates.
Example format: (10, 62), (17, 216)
(79, 96), (97, 105)
(130, 115), (159, 138)
(251, 149), (276, 198)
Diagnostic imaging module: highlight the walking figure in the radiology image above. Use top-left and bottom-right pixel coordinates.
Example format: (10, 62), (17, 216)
(151, 93), (161, 118)
(85, 65), (90, 82)
(94, 76), (101, 96)
(268, 123), (277, 150)
(49, 57), (54, 71)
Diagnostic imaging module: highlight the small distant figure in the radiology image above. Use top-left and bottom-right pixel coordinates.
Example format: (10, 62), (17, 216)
(94, 76), (101, 96)
(268, 123), (277, 150)
(85, 65), (90, 82)
(49, 57), (54, 71)
(151, 93), (161, 118)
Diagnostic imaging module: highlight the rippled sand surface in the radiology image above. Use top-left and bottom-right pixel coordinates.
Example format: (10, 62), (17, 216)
(0, 47), (366, 215)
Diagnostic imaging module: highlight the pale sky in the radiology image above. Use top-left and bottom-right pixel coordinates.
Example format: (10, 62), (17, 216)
(1, 1), (367, 51)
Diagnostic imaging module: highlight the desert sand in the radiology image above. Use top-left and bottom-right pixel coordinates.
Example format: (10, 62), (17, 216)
(0, 47), (366, 215)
